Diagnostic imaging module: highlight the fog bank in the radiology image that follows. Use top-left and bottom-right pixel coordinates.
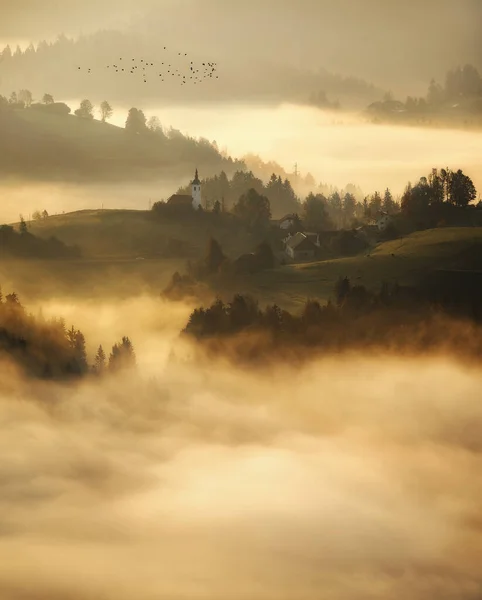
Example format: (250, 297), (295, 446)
(0, 296), (482, 599)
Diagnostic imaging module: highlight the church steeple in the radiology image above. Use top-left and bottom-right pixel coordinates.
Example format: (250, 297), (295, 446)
(193, 168), (200, 185)
(191, 167), (202, 209)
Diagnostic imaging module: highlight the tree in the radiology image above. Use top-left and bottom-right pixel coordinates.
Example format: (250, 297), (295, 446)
(32, 211), (42, 221)
(448, 169), (477, 207)
(125, 107), (147, 134)
(382, 188), (397, 214)
(9, 92), (18, 105)
(100, 100), (113, 122)
(74, 99), (94, 119)
(427, 169), (445, 204)
(42, 210), (49, 219)
(1, 45), (12, 61)
(303, 193), (333, 230)
(19, 216), (28, 234)
(42, 93), (54, 105)
(232, 188), (271, 230)
(401, 180), (431, 217)
(343, 193), (357, 225)
(368, 191), (382, 218)
(109, 337), (136, 372)
(18, 89), (33, 108)
(67, 326), (88, 374)
(335, 276), (351, 308)
(94, 345), (106, 374)
(205, 238), (226, 273)
(147, 115), (162, 132)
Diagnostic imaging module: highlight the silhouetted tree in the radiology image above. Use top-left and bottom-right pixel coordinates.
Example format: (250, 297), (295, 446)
(382, 188), (397, 214)
(125, 107), (147, 134)
(147, 116), (162, 132)
(232, 188), (271, 230)
(109, 337), (136, 372)
(343, 192), (357, 226)
(335, 276), (351, 307)
(205, 238), (226, 273)
(448, 169), (477, 207)
(303, 193), (333, 230)
(100, 100), (113, 122)
(19, 216), (28, 234)
(42, 93), (54, 105)
(74, 99), (94, 119)
(94, 345), (106, 374)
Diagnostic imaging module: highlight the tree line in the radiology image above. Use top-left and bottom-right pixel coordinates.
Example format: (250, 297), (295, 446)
(0, 90), (114, 122)
(161, 169), (400, 228)
(368, 64), (482, 120)
(0, 288), (136, 380)
(0, 219), (81, 259)
(164, 164), (478, 234)
(182, 273), (482, 364)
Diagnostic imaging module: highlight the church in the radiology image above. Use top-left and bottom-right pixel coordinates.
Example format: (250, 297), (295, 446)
(167, 169), (202, 209)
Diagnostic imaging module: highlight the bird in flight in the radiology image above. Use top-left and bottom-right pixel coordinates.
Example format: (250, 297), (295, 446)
(76, 47), (218, 87)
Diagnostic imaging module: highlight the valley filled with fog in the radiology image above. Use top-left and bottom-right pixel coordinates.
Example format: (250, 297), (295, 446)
(1, 295), (482, 600)
(2, 1), (482, 598)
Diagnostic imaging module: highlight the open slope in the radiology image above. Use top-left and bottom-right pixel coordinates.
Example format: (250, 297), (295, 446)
(0, 107), (242, 182)
(14, 210), (482, 309)
(238, 227), (482, 309)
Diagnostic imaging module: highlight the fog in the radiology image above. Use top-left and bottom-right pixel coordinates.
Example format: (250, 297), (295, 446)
(1, 295), (482, 599)
(3, 103), (482, 223)
(2, 0), (482, 91)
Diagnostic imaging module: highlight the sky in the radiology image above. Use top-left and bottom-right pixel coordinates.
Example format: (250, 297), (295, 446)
(1, 0), (481, 89)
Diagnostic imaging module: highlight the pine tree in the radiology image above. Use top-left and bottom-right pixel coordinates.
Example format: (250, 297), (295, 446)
(94, 345), (106, 374)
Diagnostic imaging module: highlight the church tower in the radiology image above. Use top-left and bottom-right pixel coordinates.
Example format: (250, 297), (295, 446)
(191, 168), (201, 209)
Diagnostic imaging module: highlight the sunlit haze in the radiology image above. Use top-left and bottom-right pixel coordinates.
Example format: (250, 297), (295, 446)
(2, 1), (482, 599)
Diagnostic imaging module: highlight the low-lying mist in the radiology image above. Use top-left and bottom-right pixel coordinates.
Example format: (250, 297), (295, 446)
(3, 103), (482, 223)
(0, 179), (180, 224)
(1, 295), (482, 599)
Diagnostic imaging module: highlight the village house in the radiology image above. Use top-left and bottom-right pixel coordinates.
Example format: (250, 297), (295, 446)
(376, 212), (392, 231)
(284, 232), (318, 261)
(277, 214), (299, 230)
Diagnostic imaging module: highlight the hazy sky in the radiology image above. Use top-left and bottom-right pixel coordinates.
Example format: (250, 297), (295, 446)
(1, 0), (481, 88)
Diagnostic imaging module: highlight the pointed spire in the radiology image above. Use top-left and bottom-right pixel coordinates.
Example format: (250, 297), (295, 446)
(192, 167), (200, 185)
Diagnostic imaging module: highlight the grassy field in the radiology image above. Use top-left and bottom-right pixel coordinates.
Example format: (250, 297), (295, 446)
(0, 256), (186, 303)
(5, 212), (482, 311)
(26, 209), (258, 259)
(239, 227), (482, 310)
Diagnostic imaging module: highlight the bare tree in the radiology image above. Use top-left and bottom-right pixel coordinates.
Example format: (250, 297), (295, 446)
(100, 100), (113, 122)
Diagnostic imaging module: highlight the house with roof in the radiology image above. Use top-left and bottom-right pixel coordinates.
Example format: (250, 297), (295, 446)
(376, 212), (392, 231)
(277, 214), (299, 230)
(167, 168), (202, 209)
(284, 232), (318, 261)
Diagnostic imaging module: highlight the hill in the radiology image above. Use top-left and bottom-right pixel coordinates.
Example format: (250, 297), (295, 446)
(15, 210), (482, 310)
(0, 106), (244, 182)
(219, 227), (482, 310)
(24, 209), (262, 259)
(0, 31), (383, 109)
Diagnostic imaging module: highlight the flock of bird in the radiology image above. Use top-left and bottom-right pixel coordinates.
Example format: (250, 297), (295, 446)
(77, 47), (218, 86)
